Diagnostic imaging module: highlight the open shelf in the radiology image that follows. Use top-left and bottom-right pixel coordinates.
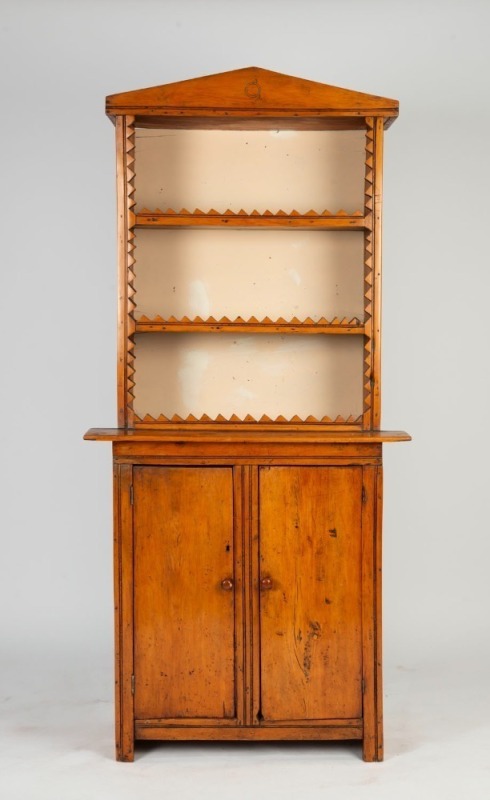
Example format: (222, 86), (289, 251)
(134, 315), (365, 334)
(133, 229), (365, 321)
(132, 333), (364, 423)
(134, 129), (366, 213)
(134, 208), (369, 230)
(133, 412), (363, 425)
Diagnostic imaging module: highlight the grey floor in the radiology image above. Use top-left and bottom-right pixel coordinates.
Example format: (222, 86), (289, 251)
(2, 643), (489, 800)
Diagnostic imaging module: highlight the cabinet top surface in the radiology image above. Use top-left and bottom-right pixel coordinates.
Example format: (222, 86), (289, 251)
(84, 428), (411, 444)
(106, 67), (399, 129)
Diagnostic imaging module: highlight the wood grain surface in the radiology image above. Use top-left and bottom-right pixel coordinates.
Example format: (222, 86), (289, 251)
(106, 67), (398, 128)
(259, 467), (363, 721)
(133, 467), (236, 720)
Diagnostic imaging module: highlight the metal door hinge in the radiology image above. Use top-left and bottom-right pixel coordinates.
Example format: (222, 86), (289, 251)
(362, 486), (367, 504)
(129, 485), (134, 505)
(361, 678), (366, 694)
(131, 675), (135, 695)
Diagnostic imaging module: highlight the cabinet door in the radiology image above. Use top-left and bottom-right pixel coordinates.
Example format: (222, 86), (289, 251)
(133, 466), (237, 721)
(259, 466), (363, 722)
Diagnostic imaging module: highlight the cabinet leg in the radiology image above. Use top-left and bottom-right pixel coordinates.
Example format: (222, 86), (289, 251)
(362, 725), (383, 762)
(114, 682), (135, 761)
(116, 717), (134, 761)
(116, 742), (135, 762)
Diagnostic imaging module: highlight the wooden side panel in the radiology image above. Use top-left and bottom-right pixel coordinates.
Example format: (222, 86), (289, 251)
(133, 467), (236, 720)
(375, 467), (384, 755)
(362, 116), (383, 430)
(115, 115), (136, 427)
(259, 467), (363, 721)
(113, 463), (134, 761)
(372, 119), (384, 429)
(362, 118), (374, 430)
(362, 465), (383, 761)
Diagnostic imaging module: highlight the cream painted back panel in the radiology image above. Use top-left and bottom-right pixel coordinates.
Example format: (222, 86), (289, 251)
(134, 230), (364, 321)
(132, 128), (366, 421)
(134, 129), (365, 213)
(133, 334), (363, 421)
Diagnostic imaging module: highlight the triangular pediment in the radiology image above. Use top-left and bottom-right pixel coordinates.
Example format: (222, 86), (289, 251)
(106, 67), (398, 121)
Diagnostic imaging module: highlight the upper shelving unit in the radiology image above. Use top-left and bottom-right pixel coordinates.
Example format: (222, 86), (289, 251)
(108, 67), (396, 430)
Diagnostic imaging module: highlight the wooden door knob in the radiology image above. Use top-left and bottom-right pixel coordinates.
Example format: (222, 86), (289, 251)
(260, 576), (273, 591)
(221, 578), (234, 591)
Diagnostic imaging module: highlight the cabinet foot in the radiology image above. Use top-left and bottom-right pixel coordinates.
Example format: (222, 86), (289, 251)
(116, 745), (134, 762)
(362, 736), (383, 762)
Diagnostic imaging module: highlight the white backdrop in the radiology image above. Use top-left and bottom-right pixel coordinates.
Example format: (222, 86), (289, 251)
(1, 1), (489, 797)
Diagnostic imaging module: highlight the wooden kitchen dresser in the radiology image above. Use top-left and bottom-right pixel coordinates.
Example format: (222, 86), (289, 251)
(85, 67), (410, 761)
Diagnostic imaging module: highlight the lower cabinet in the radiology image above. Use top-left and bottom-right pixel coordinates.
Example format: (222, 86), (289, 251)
(114, 460), (382, 761)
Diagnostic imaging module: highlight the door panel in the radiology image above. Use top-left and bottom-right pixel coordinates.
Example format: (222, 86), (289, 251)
(259, 466), (363, 721)
(133, 466), (235, 720)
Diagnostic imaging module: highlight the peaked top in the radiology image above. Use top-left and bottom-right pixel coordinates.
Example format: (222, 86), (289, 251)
(106, 67), (398, 129)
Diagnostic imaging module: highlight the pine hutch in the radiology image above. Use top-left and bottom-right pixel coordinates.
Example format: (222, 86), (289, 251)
(85, 67), (410, 761)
